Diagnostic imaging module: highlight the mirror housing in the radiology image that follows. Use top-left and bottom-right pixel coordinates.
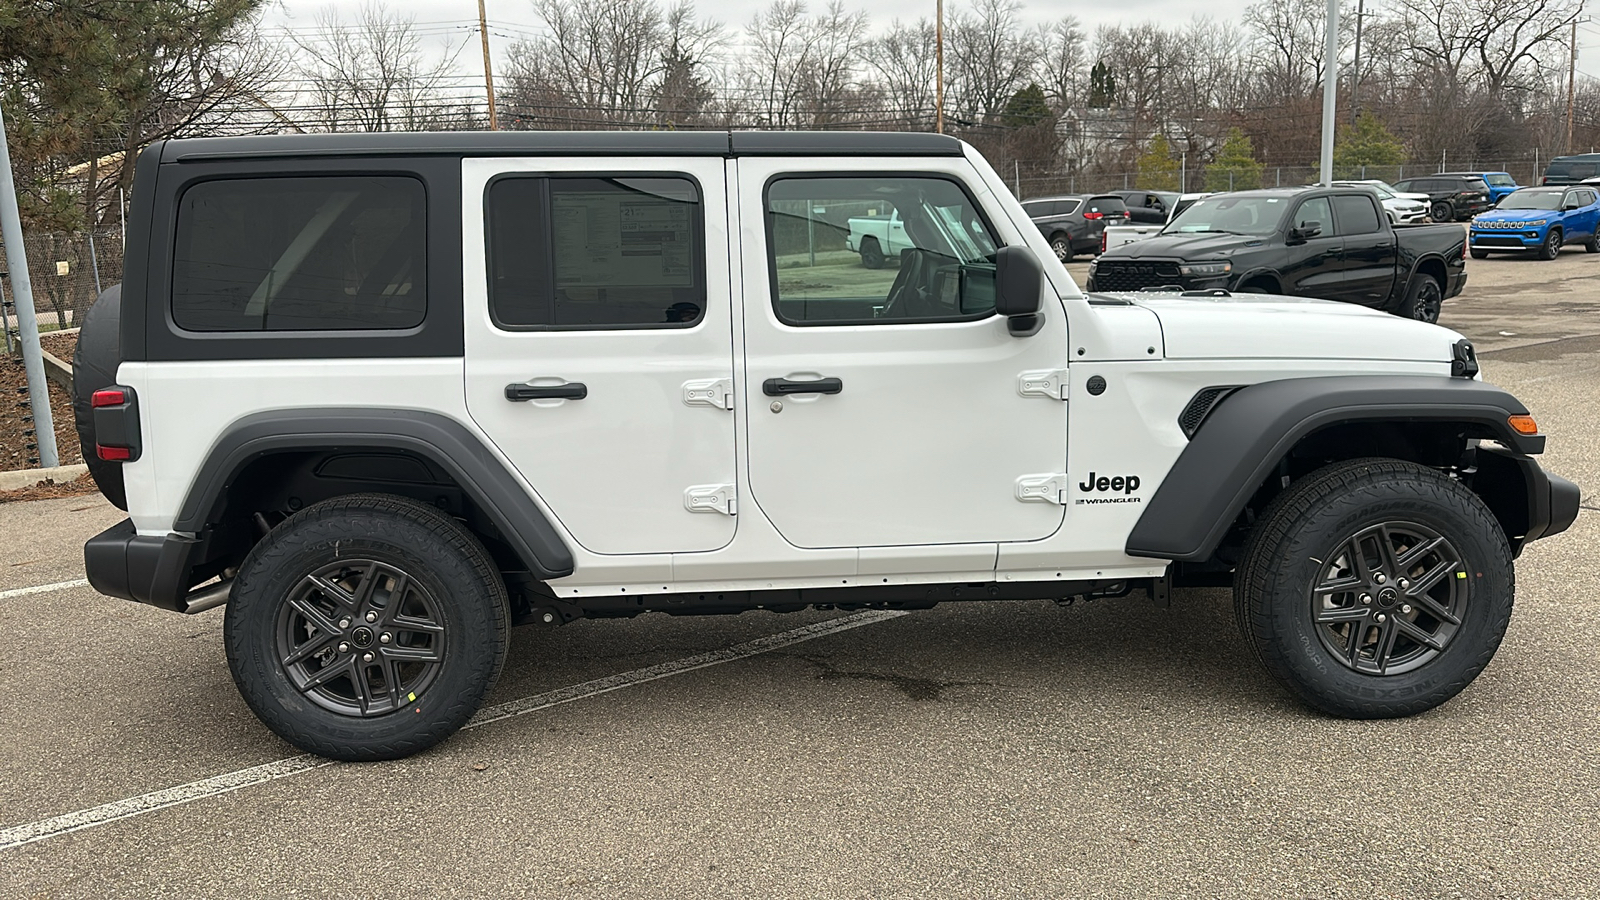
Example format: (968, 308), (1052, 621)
(994, 246), (1044, 337)
(1288, 222), (1323, 243)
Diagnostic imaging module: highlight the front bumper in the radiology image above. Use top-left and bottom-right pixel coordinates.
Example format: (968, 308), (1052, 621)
(1475, 446), (1582, 556)
(1470, 227), (1547, 251)
(85, 519), (211, 613)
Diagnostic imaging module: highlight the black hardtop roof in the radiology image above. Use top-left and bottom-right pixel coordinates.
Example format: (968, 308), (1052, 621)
(158, 130), (965, 162)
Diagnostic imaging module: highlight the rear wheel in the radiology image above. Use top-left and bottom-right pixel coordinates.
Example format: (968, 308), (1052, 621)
(1538, 227), (1563, 260)
(1585, 232), (1600, 253)
(1234, 459), (1513, 719)
(1049, 233), (1074, 262)
(225, 494), (509, 761)
(1401, 274), (1443, 323)
(859, 236), (885, 269)
(1429, 200), (1454, 222)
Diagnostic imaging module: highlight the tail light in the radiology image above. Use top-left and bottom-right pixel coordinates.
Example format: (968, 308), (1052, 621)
(91, 385), (141, 463)
(1083, 211), (1104, 220)
(1100, 230), (1108, 254)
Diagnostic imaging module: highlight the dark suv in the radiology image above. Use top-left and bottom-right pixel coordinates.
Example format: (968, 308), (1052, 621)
(1391, 175), (1493, 222)
(1020, 194), (1129, 261)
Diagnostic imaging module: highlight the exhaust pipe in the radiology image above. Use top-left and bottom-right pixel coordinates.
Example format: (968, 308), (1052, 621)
(183, 579), (233, 614)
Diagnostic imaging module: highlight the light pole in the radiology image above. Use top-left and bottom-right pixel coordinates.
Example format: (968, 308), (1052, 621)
(1318, 0), (1339, 185)
(935, 0), (945, 134)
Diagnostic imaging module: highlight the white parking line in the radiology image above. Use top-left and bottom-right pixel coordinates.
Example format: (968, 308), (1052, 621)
(0, 579), (89, 600)
(0, 609), (906, 851)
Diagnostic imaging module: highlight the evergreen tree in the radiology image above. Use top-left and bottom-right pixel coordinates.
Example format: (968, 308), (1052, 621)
(1334, 111), (1406, 168)
(1136, 134), (1180, 191)
(1206, 128), (1263, 191)
(1003, 83), (1051, 127)
(1088, 61), (1116, 109)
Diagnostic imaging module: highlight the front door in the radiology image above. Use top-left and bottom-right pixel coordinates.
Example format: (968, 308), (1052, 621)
(462, 158), (737, 555)
(1282, 196), (1346, 299)
(737, 160), (1070, 549)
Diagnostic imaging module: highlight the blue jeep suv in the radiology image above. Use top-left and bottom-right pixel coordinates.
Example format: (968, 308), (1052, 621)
(1442, 171), (1520, 203)
(1469, 185), (1600, 259)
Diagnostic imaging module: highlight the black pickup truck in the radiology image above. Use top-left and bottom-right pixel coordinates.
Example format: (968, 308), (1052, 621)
(1085, 186), (1468, 322)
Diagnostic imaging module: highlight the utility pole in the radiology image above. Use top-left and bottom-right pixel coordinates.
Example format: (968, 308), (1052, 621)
(478, 0), (499, 130)
(1351, 0), (1365, 123)
(0, 101), (59, 468)
(1567, 18), (1579, 154)
(935, 0), (945, 134)
(1318, 0), (1339, 186)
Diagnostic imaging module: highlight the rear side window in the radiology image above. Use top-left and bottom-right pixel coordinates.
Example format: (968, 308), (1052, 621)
(1332, 195), (1381, 235)
(172, 176), (425, 332)
(1485, 173), (1516, 187)
(487, 176), (704, 329)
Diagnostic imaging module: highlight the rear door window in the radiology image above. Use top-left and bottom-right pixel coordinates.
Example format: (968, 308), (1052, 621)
(172, 176), (425, 332)
(1332, 195), (1381, 235)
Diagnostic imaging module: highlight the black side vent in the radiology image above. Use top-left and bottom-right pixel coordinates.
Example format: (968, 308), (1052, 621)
(1178, 385), (1245, 439)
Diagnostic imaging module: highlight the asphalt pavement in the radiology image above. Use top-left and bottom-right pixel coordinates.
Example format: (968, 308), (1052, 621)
(1, 251), (1597, 898)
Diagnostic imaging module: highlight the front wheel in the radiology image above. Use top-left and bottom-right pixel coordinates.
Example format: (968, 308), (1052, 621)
(1539, 228), (1563, 260)
(225, 494), (510, 761)
(1401, 274), (1443, 323)
(1234, 459), (1513, 719)
(1049, 233), (1074, 262)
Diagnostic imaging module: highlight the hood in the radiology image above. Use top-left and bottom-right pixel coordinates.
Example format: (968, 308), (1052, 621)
(1474, 208), (1556, 223)
(1396, 191), (1431, 202)
(1101, 231), (1267, 259)
(1114, 292), (1462, 363)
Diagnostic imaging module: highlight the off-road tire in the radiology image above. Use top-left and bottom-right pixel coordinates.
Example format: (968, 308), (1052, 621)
(225, 494), (510, 761)
(1233, 458), (1513, 719)
(1049, 233), (1074, 262)
(1539, 227), (1563, 260)
(1400, 274), (1444, 323)
(859, 236), (886, 269)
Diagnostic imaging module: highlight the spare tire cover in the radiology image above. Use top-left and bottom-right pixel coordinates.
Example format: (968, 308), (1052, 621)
(72, 284), (127, 510)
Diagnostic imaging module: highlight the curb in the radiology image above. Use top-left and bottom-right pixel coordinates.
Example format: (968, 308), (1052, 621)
(41, 349), (73, 392)
(0, 464), (89, 491)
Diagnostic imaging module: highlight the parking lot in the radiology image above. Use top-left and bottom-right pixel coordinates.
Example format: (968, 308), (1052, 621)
(2, 252), (1597, 898)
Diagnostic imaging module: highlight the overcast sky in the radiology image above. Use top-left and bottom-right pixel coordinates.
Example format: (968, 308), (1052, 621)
(261, 0), (1600, 80)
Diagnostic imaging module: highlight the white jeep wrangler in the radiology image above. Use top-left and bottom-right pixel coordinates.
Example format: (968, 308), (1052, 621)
(74, 131), (1579, 761)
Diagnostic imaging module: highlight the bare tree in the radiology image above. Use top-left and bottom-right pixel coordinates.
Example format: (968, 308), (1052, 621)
(869, 19), (939, 128)
(293, 3), (465, 132)
(945, 0), (1038, 125)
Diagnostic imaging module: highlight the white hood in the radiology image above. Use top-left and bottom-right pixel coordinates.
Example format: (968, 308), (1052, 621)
(1126, 293), (1462, 364)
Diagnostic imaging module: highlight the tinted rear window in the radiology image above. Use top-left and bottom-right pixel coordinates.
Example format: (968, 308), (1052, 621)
(1332, 194), (1381, 235)
(1548, 160), (1600, 179)
(1086, 197), (1127, 214)
(172, 176), (426, 332)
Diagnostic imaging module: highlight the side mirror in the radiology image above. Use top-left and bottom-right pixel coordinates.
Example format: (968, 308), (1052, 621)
(994, 245), (1043, 337)
(1290, 222), (1323, 242)
(1564, 202), (1581, 211)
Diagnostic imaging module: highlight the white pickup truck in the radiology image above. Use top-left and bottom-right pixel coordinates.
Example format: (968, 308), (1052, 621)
(1101, 192), (1210, 251)
(846, 210), (915, 268)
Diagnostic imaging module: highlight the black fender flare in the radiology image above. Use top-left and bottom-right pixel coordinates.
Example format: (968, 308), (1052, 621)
(1230, 267), (1282, 292)
(175, 408), (575, 579)
(1125, 375), (1544, 562)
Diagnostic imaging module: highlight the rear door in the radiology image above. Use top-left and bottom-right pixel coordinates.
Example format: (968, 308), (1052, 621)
(1330, 193), (1398, 306)
(462, 157), (738, 555)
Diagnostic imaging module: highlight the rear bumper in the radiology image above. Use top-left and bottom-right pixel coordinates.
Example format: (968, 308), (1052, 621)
(1445, 270), (1468, 298)
(84, 519), (204, 613)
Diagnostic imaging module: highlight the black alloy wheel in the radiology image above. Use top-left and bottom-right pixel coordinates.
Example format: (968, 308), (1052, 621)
(1308, 522), (1464, 676)
(1429, 200), (1453, 222)
(1403, 275), (1443, 323)
(226, 494), (509, 761)
(1234, 458), (1513, 719)
(276, 559), (447, 717)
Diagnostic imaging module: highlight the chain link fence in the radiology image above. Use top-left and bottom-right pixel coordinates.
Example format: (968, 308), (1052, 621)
(0, 226), (123, 347)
